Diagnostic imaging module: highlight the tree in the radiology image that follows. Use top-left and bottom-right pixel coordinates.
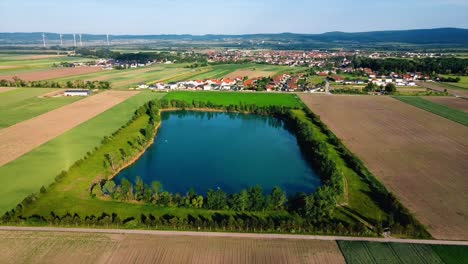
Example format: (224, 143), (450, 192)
(192, 195), (204, 208)
(247, 185), (264, 211)
(102, 181), (116, 196)
(385, 83), (396, 94)
(270, 187), (287, 210)
(363, 82), (376, 92)
(206, 189), (228, 210)
(135, 176), (145, 201)
(121, 179), (132, 200)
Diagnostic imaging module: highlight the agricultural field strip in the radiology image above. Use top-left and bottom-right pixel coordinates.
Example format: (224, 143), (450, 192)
(0, 66), (103, 81)
(299, 94), (468, 241)
(417, 81), (468, 98)
(424, 96), (468, 112)
(0, 91), (138, 167)
(1, 226), (468, 246)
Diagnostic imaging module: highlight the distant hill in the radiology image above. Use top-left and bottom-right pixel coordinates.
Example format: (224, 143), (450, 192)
(0, 28), (467, 49)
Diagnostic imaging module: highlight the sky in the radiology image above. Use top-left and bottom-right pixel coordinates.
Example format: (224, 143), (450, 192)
(1, 0), (467, 35)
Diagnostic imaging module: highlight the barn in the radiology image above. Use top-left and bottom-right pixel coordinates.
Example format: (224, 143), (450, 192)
(64, 89), (91, 96)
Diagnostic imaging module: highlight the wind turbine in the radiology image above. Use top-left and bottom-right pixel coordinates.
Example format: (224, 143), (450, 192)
(106, 33), (110, 46)
(73, 34), (77, 47)
(79, 34), (83, 46)
(42, 33), (46, 47)
(59, 34), (63, 46)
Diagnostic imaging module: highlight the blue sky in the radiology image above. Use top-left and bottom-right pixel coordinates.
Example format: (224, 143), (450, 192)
(1, 0), (467, 34)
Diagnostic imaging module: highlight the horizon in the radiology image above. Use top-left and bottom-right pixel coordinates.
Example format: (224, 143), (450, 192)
(1, 0), (467, 35)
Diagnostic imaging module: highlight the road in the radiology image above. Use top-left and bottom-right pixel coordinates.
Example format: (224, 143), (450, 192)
(1, 226), (467, 246)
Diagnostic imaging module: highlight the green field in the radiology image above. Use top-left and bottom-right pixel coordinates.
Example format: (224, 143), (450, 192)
(165, 91), (303, 108)
(394, 96), (468, 126)
(0, 91), (165, 213)
(0, 54), (91, 75)
(338, 241), (468, 264)
(0, 88), (82, 128)
(440, 75), (468, 91)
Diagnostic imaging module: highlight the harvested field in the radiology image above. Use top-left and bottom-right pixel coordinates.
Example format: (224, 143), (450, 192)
(0, 91), (138, 167)
(396, 87), (427, 92)
(0, 231), (345, 264)
(0, 66), (102, 81)
(224, 69), (274, 79)
(299, 94), (468, 240)
(0, 87), (16, 93)
(424, 96), (468, 112)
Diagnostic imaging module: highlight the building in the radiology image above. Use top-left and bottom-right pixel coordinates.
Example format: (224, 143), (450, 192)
(64, 89), (91, 96)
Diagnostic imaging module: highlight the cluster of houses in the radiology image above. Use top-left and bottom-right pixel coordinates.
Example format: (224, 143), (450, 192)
(136, 74), (304, 92)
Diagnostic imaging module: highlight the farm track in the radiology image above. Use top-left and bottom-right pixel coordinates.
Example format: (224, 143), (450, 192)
(0, 87), (16, 93)
(0, 66), (103, 81)
(0, 91), (139, 167)
(0, 228), (346, 264)
(417, 81), (468, 98)
(299, 94), (468, 241)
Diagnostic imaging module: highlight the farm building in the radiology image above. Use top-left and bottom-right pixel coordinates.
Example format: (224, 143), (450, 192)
(64, 89), (91, 96)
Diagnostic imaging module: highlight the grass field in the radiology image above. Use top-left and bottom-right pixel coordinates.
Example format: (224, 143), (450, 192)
(440, 75), (468, 90)
(164, 91), (303, 108)
(0, 91), (165, 213)
(394, 96), (468, 126)
(0, 88), (82, 128)
(338, 241), (468, 264)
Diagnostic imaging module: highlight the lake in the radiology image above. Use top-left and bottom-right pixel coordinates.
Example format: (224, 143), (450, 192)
(114, 111), (321, 195)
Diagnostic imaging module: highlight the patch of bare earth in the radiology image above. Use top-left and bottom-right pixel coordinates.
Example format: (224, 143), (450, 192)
(0, 231), (345, 264)
(299, 94), (468, 240)
(0, 91), (139, 167)
(0, 67), (102, 81)
(424, 96), (468, 112)
(417, 81), (468, 98)
(0, 87), (16, 93)
(224, 70), (274, 79)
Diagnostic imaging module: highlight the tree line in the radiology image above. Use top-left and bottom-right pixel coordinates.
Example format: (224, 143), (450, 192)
(0, 77), (111, 89)
(351, 57), (468, 75)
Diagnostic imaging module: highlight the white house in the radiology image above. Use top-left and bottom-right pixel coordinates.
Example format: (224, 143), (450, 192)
(64, 89), (91, 97)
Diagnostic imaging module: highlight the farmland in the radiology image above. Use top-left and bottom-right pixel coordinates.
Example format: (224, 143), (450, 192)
(299, 94), (468, 240)
(0, 91), (164, 213)
(0, 54), (91, 75)
(424, 96), (468, 112)
(0, 88), (82, 128)
(394, 96), (468, 126)
(164, 91), (303, 107)
(0, 66), (103, 81)
(338, 241), (468, 263)
(0, 231), (346, 264)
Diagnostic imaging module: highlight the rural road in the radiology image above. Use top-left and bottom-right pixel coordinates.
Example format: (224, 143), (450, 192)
(1, 226), (467, 246)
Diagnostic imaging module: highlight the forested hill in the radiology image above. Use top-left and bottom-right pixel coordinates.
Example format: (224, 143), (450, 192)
(1, 28), (467, 48)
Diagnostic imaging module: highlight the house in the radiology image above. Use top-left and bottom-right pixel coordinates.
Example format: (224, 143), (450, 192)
(64, 89), (91, 96)
(137, 84), (149, 89)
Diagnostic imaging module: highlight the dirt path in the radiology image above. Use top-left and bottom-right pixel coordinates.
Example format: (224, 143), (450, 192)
(299, 94), (468, 241)
(0, 91), (139, 167)
(1, 226), (467, 245)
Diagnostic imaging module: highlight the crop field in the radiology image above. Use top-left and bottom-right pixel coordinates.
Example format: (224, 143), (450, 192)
(0, 54), (91, 75)
(424, 97), (468, 112)
(224, 69), (275, 79)
(394, 96), (468, 126)
(0, 66), (103, 81)
(440, 75), (468, 90)
(165, 91), (303, 108)
(0, 88), (82, 128)
(338, 241), (468, 263)
(0, 231), (346, 264)
(0, 92), (169, 213)
(299, 94), (468, 240)
(417, 81), (468, 98)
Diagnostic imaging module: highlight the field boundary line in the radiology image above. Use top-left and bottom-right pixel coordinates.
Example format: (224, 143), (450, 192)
(1, 226), (467, 245)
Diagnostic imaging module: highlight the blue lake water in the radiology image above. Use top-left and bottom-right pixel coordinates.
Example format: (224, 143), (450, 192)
(114, 111), (321, 195)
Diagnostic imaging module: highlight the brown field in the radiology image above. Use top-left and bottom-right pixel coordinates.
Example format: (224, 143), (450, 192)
(224, 69), (274, 79)
(0, 231), (345, 264)
(417, 81), (468, 98)
(21, 54), (65, 60)
(299, 94), (468, 240)
(397, 87), (427, 92)
(0, 91), (138, 167)
(424, 96), (468, 112)
(0, 65), (19, 69)
(0, 66), (102, 81)
(0, 87), (16, 93)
